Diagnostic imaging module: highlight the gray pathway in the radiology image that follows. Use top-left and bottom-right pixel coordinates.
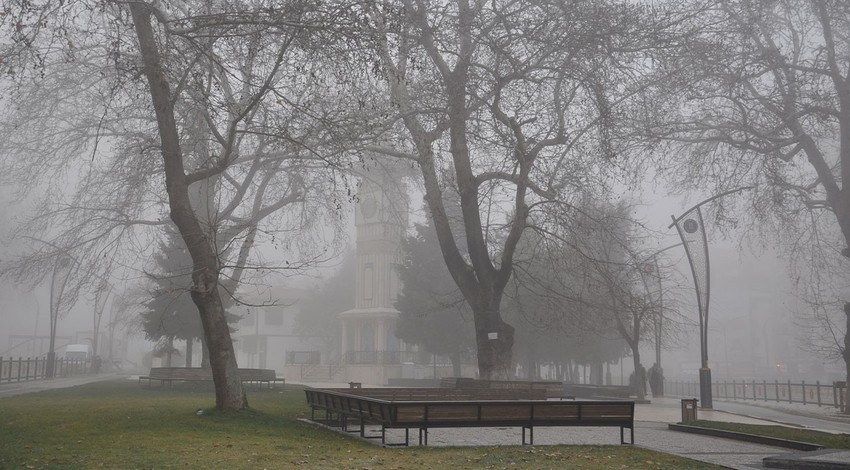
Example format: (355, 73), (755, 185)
(712, 399), (850, 434)
(352, 420), (795, 469)
(637, 422), (794, 470)
(0, 373), (124, 398)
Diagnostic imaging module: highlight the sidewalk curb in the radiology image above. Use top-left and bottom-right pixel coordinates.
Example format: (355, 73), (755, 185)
(763, 449), (850, 470)
(668, 423), (824, 451)
(710, 408), (806, 428)
(714, 399), (850, 426)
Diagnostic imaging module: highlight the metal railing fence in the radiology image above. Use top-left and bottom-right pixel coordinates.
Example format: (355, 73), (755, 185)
(664, 379), (847, 412)
(0, 356), (90, 383)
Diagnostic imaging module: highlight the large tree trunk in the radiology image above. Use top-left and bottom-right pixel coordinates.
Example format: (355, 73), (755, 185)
(130, 3), (246, 411)
(473, 311), (514, 380)
(632, 353), (646, 401)
(524, 342), (539, 380)
(165, 336), (174, 367)
(201, 338), (211, 370)
(451, 351), (462, 377)
(844, 305), (849, 414)
(185, 338), (193, 368)
(590, 362), (604, 385)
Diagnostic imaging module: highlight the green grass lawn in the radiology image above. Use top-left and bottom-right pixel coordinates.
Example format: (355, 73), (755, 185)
(0, 379), (720, 469)
(684, 420), (850, 449)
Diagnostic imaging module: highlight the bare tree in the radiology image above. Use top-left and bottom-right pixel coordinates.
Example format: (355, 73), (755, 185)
(788, 216), (850, 410)
(650, 0), (850, 410)
(1, 0), (357, 410)
(362, 0), (677, 379)
(505, 216), (629, 384)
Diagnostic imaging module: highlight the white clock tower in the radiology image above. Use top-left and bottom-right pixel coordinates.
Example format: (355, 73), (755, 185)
(338, 174), (408, 384)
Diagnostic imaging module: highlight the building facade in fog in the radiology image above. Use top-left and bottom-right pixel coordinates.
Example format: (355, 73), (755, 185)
(231, 286), (317, 373)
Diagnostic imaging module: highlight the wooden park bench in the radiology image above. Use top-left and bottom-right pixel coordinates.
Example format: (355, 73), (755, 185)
(139, 367), (284, 389)
(238, 368), (286, 389)
(304, 387), (634, 447)
(139, 367), (210, 387)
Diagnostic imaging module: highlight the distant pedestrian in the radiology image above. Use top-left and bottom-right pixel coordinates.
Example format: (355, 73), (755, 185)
(648, 363), (664, 397)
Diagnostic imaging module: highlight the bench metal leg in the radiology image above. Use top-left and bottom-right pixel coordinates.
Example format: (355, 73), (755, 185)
(522, 426), (534, 445)
(385, 427), (410, 447)
(418, 428), (428, 446)
(620, 426), (634, 445)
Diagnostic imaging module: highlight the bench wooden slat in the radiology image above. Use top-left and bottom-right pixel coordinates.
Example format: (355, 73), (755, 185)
(480, 404), (532, 421)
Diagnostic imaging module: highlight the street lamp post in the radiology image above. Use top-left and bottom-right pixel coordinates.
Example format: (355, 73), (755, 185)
(671, 206), (713, 408)
(669, 186), (754, 409)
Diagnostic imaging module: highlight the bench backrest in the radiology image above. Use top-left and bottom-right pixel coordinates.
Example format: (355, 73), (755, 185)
(238, 368), (277, 381)
(147, 367), (211, 380)
(172, 368), (212, 380)
(393, 400), (633, 425)
(396, 401), (634, 426)
(146, 367), (277, 381)
(306, 388), (634, 428)
(323, 387), (546, 401)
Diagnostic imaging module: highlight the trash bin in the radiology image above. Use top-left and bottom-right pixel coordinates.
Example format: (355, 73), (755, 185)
(681, 398), (698, 422)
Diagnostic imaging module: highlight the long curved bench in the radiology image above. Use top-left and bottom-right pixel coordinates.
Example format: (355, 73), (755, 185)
(305, 387), (634, 446)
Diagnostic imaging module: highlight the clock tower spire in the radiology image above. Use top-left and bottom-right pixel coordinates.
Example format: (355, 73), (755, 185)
(338, 172), (409, 384)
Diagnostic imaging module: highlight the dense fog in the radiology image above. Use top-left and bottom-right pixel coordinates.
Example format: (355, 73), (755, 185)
(1, 185), (842, 384)
(1, 1), (848, 406)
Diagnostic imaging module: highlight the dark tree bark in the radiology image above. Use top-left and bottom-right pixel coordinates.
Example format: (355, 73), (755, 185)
(129, 3), (246, 411)
(185, 339), (193, 368)
(451, 352), (462, 377)
(841, 303), (850, 414)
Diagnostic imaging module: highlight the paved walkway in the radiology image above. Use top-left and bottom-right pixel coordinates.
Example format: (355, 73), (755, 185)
(0, 373), (123, 398)
(709, 399), (850, 434)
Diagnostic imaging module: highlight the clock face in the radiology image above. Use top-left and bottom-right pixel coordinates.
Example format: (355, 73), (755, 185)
(361, 194), (377, 219)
